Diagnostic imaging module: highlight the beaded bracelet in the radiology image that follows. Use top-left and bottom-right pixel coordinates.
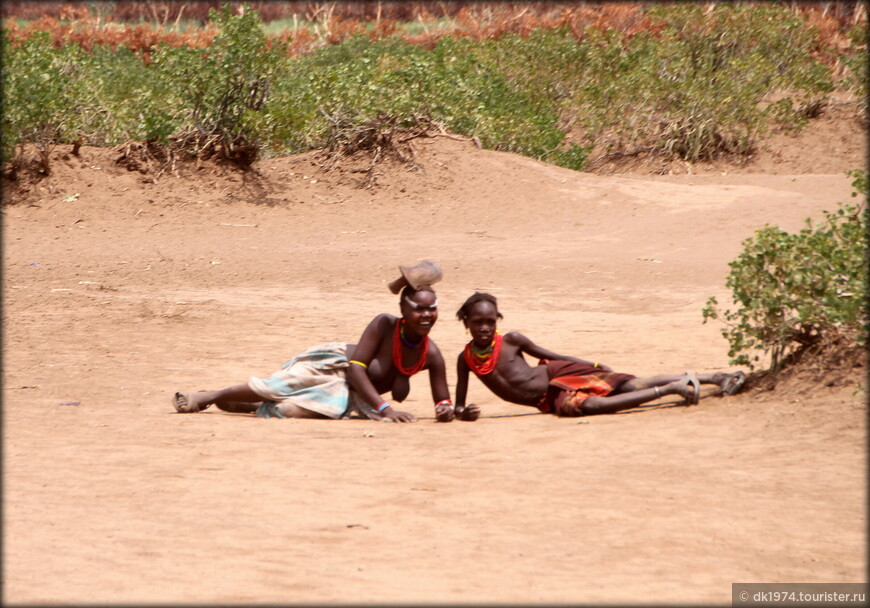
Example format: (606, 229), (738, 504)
(376, 401), (390, 413)
(435, 399), (453, 408)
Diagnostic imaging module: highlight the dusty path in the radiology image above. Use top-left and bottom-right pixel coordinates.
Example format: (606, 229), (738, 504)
(3, 129), (866, 603)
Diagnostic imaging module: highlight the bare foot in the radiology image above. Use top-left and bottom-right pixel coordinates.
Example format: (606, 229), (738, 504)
(172, 391), (211, 413)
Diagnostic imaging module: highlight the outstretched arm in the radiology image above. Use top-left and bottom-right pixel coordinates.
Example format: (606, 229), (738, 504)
(453, 352), (480, 421)
(345, 314), (416, 422)
(507, 332), (613, 371)
(426, 342), (455, 422)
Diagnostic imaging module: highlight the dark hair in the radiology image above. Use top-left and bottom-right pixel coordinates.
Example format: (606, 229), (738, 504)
(401, 284), (435, 301)
(456, 292), (503, 322)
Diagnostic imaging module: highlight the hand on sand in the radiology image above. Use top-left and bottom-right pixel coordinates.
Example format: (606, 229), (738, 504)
(380, 407), (417, 423)
(435, 403), (455, 422)
(455, 403), (481, 421)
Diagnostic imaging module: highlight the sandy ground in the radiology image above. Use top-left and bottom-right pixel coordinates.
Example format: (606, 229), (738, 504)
(3, 106), (867, 604)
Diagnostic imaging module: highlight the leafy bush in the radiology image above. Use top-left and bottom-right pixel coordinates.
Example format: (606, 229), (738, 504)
(573, 3), (834, 162)
(703, 170), (868, 372)
(67, 44), (178, 146)
(264, 34), (566, 161)
(0, 2), (848, 175)
(840, 19), (868, 105)
(444, 3), (835, 166)
(149, 4), (282, 165)
(1, 31), (85, 172)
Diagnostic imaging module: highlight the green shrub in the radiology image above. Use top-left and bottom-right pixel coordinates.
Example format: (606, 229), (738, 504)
(264, 36), (439, 154)
(703, 170), (868, 372)
(150, 3), (282, 164)
(0, 3), (847, 174)
(1, 32), (86, 171)
(573, 3), (834, 162)
(66, 44), (178, 146)
(2, 5), (283, 170)
(446, 4), (834, 165)
(840, 19), (868, 104)
(264, 34), (566, 160)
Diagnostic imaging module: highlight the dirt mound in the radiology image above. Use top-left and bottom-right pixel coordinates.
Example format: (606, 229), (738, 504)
(4, 99), (866, 206)
(745, 332), (867, 399)
(585, 100), (867, 175)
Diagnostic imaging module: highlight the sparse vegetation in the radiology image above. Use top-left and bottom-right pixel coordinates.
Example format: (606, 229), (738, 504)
(703, 170), (868, 374)
(1, 2), (866, 176)
(149, 5), (282, 167)
(316, 111), (444, 188)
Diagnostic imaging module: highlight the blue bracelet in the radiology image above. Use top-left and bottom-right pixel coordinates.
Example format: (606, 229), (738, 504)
(376, 401), (390, 413)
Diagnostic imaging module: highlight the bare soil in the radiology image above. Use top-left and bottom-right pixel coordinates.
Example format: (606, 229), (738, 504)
(3, 107), (866, 604)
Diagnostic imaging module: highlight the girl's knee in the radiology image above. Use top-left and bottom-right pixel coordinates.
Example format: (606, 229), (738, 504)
(280, 403), (330, 419)
(618, 379), (640, 392)
(579, 396), (604, 415)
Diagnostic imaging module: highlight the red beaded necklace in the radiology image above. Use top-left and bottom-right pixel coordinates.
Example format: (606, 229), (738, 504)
(392, 319), (429, 376)
(464, 332), (503, 376)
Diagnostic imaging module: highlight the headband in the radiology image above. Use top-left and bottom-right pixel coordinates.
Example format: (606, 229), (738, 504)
(405, 295), (438, 310)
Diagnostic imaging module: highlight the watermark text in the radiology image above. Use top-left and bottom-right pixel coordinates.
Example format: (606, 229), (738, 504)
(733, 583), (867, 606)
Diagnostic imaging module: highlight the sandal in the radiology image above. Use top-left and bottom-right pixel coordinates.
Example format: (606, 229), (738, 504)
(722, 371), (746, 396)
(682, 371), (701, 405)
